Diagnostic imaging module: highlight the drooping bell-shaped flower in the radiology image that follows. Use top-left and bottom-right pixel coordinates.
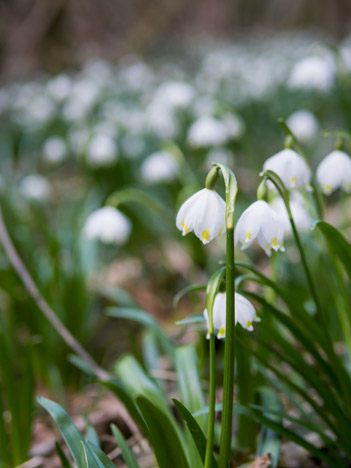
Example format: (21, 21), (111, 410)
(263, 149), (311, 190)
(204, 292), (259, 339)
(176, 188), (226, 244)
(83, 206), (131, 244)
(270, 193), (312, 236)
(316, 150), (351, 195)
(141, 150), (178, 184)
(235, 200), (285, 256)
(286, 110), (319, 143)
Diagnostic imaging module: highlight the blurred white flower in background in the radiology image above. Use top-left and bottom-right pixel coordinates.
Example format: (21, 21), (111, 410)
(19, 174), (52, 201)
(204, 292), (259, 338)
(270, 193), (312, 236)
(86, 134), (118, 167)
(235, 200), (285, 256)
(206, 148), (234, 167)
(223, 114), (245, 139)
(145, 100), (177, 139)
(46, 74), (73, 102)
(141, 151), (178, 183)
(316, 150), (351, 195)
(286, 110), (319, 142)
(176, 188), (226, 244)
(187, 116), (230, 148)
(153, 81), (194, 110)
(263, 149), (311, 190)
(118, 60), (154, 91)
(288, 56), (335, 92)
(83, 207), (131, 244)
(62, 78), (101, 121)
(42, 137), (67, 164)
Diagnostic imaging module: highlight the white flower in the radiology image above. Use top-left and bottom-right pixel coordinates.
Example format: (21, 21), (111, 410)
(316, 150), (351, 195)
(46, 74), (72, 102)
(204, 292), (259, 339)
(42, 137), (67, 164)
(263, 149), (311, 190)
(187, 116), (230, 148)
(86, 134), (118, 167)
(222, 114), (245, 139)
(270, 193), (312, 236)
(141, 151), (178, 183)
(235, 200), (285, 256)
(145, 100), (177, 139)
(83, 207), (131, 244)
(19, 174), (51, 201)
(153, 81), (194, 110)
(286, 110), (319, 142)
(176, 188), (225, 244)
(288, 56), (335, 92)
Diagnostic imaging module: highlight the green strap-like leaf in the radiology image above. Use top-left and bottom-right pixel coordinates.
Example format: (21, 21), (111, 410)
(55, 441), (73, 468)
(37, 396), (102, 468)
(86, 440), (117, 468)
(98, 379), (148, 435)
(172, 398), (218, 468)
(111, 423), (140, 468)
(314, 220), (351, 278)
(234, 404), (345, 468)
(136, 395), (190, 468)
(175, 346), (207, 468)
(173, 284), (206, 307)
(107, 307), (175, 361)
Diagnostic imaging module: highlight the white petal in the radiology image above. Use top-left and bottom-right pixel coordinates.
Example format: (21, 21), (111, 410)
(316, 150), (351, 195)
(235, 293), (257, 331)
(263, 149), (310, 190)
(176, 188), (225, 244)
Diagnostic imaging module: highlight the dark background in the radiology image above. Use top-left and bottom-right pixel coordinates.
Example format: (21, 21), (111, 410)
(1, 0), (350, 78)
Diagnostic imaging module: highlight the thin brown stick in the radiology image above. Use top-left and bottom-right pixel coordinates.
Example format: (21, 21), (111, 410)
(0, 204), (110, 382)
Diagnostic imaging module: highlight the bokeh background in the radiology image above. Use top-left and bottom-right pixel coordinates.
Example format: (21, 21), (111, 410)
(1, 0), (351, 77)
(1, 1), (351, 466)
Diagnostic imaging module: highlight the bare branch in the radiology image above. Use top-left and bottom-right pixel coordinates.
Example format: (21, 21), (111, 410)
(0, 204), (110, 382)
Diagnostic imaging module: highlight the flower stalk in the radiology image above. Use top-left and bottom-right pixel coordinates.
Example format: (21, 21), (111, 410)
(213, 163), (238, 468)
(219, 225), (235, 468)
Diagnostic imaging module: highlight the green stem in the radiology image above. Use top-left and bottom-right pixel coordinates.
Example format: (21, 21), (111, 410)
(204, 333), (216, 468)
(219, 227), (235, 468)
(289, 217), (323, 316)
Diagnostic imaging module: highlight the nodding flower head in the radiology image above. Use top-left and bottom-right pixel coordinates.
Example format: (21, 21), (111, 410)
(176, 188), (226, 244)
(83, 207), (131, 244)
(204, 292), (259, 339)
(316, 150), (351, 195)
(235, 200), (285, 256)
(263, 149), (311, 190)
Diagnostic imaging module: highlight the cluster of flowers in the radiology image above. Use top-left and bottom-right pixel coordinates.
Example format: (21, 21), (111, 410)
(2, 32), (351, 200)
(175, 147), (351, 338)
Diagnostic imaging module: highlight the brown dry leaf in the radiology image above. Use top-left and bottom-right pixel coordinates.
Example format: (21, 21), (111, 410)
(246, 454), (271, 468)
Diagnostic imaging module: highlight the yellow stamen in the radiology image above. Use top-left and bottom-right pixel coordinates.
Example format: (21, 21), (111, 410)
(219, 327), (225, 336)
(325, 184), (332, 194)
(181, 220), (189, 233)
(202, 229), (210, 241)
(247, 320), (252, 329)
(272, 237), (278, 248)
(244, 231), (251, 244)
(290, 176), (296, 186)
